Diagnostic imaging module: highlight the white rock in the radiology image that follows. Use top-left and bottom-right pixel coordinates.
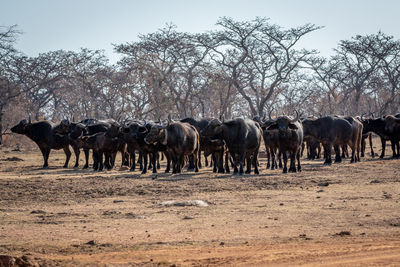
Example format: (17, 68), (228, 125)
(161, 200), (209, 207)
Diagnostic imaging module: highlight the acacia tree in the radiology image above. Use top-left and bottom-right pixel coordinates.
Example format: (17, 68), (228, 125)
(308, 56), (343, 115)
(374, 33), (400, 114)
(115, 24), (180, 119)
(207, 17), (321, 116)
(20, 50), (69, 120)
(0, 25), (21, 144)
(332, 33), (391, 114)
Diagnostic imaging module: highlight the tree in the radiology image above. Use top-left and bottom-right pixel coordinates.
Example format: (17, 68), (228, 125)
(332, 33), (389, 114)
(0, 25), (21, 144)
(207, 17), (321, 116)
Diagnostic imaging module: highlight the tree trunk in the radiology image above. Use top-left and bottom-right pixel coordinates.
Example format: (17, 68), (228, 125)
(354, 87), (362, 115)
(0, 106), (3, 145)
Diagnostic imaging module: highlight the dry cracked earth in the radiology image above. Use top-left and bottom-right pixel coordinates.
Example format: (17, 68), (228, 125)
(0, 138), (400, 266)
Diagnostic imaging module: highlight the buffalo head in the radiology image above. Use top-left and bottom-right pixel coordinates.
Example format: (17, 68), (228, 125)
(144, 125), (167, 145)
(11, 119), (31, 135)
(267, 110), (300, 136)
(200, 119), (223, 137)
(122, 122), (148, 139)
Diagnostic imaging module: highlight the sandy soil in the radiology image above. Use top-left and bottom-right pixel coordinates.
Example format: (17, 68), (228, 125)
(0, 139), (400, 266)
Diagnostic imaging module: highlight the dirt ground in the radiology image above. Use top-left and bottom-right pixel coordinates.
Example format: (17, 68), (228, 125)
(1, 139), (400, 266)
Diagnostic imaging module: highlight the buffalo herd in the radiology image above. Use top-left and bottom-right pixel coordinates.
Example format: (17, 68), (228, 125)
(10, 112), (400, 175)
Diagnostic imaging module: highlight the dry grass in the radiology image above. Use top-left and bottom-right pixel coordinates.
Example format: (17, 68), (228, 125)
(0, 138), (400, 266)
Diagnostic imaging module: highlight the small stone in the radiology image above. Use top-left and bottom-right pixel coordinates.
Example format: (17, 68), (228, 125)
(30, 210), (46, 214)
(334, 231), (351, 236)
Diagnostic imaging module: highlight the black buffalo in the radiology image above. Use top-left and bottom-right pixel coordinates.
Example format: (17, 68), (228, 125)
(145, 121), (200, 173)
(265, 111), (303, 173)
(384, 115), (400, 158)
(302, 116), (357, 164)
(53, 119), (110, 168)
(361, 117), (398, 158)
(201, 118), (262, 175)
(11, 118), (71, 168)
(121, 121), (165, 174)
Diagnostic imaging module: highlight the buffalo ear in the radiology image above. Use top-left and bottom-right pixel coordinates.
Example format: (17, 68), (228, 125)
(28, 114), (32, 124)
(214, 125), (224, 135)
(139, 126), (148, 133)
(266, 123), (278, 131)
(160, 129), (168, 145)
(288, 123), (298, 130)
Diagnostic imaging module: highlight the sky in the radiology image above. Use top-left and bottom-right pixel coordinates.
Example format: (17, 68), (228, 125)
(1, 0), (400, 64)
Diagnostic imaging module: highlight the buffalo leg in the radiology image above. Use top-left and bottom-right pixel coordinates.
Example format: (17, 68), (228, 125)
(175, 154), (182, 173)
(334, 145), (342, 163)
(391, 140), (397, 158)
(379, 138), (386, 158)
(187, 155), (195, 171)
(224, 152), (230, 173)
(141, 153), (148, 174)
(369, 134), (375, 158)
(104, 153), (110, 170)
(231, 154), (239, 174)
(130, 152), (136, 171)
(40, 147), (50, 168)
(63, 146), (71, 168)
(93, 151), (99, 170)
(245, 155), (251, 174)
(152, 152), (157, 173)
(361, 136), (366, 157)
(156, 152), (160, 169)
(239, 153), (245, 175)
(278, 151), (283, 168)
(193, 151), (199, 172)
(297, 149), (302, 172)
(165, 152), (171, 173)
(289, 151), (297, 172)
(212, 153), (217, 173)
(83, 148), (90, 169)
(282, 152), (288, 173)
(198, 151), (202, 168)
(72, 145), (80, 167)
(253, 151), (259, 175)
(271, 148), (277, 170)
(111, 151), (117, 169)
(350, 142), (357, 163)
(138, 152), (143, 170)
(92, 151), (98, 170)
(217, 151), (224, 173)
(98, 151), (104, 171)
(323, 144), (332, 165)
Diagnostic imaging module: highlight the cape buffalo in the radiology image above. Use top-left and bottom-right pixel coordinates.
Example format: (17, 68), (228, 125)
(265, 111), (303, 173)
(145, 121), (200, 173)
(201, 118), (262, 175)
(11, 118), (71, 168)
(302, 116), (357, 164)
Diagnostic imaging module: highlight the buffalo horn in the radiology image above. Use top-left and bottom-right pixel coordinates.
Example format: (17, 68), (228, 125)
(289, 110), (299, 123)
(268, 109), (276, 122)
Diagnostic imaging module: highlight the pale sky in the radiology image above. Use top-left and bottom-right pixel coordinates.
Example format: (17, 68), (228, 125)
(1, 0), (399, 63)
